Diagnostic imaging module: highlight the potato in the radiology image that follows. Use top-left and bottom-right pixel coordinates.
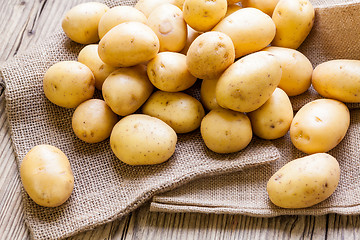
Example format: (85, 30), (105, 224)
(183, 0), (227, 32)
(102, 65), (154, 116)
(135, 0), (171, 17)
(72, 99), (118, 143)
(216, 51), (282, 113)
(62, 2), (109, 44)
(180, 25), (201, 55)
(147, 52), (197, 92)
(200, 108), (252, 153)
(43, 61), (95, 108)
(98, 6), (147, 39)
(227, 0), (241, 4)
(186, 31), (235, 79)
(290, 99), (350, 154)
(147, 3), (187, 52)
(98, 22), (160, 67)
(110, 114), (177, 165)
(225, 4), (242, 18)
(213, 8), (276, 58)
(248, 88), (293, 140)
(267, 153), (340, 208)
(20, 145), (74, 207)
(142, 91), (205, 133)
(241, 0), (279, 16)
(272, 0), (315, 49)
(78, 44), (118, 90)
(312, 60), (360, 103)
(200, 79), (221, 111)
(263, 46), (312, 96)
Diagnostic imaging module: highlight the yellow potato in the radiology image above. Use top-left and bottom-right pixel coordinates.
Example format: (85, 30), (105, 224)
(312, 60), (360, 103)
(43, 61), (95, 108)
(98, 22), (160, 67)
(147, 3), (187, 52)
(290, 99), (350, 154)
(171, 0), (186, 9)
(200, 79), (221, 111)
(186, 31), (235, 79)
(263, 46), (313, 96)
(183, 0), (227, 32)
(180, 25), (201, 55)
(142, 91), (205, 133)
(78, 44), (118, 90)
(147, 52), (197, 92)
(225, 4), (242, 18)
(213, 7), (276, 58)
(72, 99), (118, 143)
(227, 0), (241, 4)
(20, 145), (74, 207)
(98, 6), (147, 39)
(267, 153), (340, 208)
(110, 114), (177, 165)
(102, 65), (154, 116)
(62, 2), (109, 44)
(248, 88), (293, 140)
(272, 0), (315, 49)
(216, 51), (282, 112)
(200, 108), (252, 153)
(135, 0), (172, 17)
(241, 0), (279, 16)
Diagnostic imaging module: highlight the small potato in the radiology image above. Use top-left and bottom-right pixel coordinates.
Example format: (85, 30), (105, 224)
(98, 22), (160, 67)
(20, 145), (74, 207)
(142, 91), (205, 133)
(312, 60), (360, 103)
(263, 46), (313, 96)
(147, 3), (187, 52)
(225, 4), (242, 18)
(72, 99), (118, 143)
(216, 51), (282, 113)
(227, 0), (241, 4)
(241, 0), (279, 16)
(213, 8), (276, 58)
(62, 2), (109, 44)
(110, 114), (177, 165)
(98, 6), (147, 39)
(135, 0), (172, 17)
(200, 79), (221, 111)
(43, 61), (95, 108)
(272, 0), (315, 49)
(147, 52), (197, 92)
(180, 25), (201, 55)
(248, 88), (293, 140)
(200, 108), (252, 153)
(183, 0), (227, 32)
(267, 153), (340, 208)
(78, 44), (118, 90)
(102, 65), (154, 116)
(290, 99), (350, 154)
(186, 31), (235, 79)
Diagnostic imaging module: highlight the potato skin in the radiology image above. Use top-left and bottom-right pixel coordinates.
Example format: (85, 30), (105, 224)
(267, 153), (340, 208)
(20, 145), (74, 207)
(200, 79), (221, 111)
(110, 114), (177, 165)
(290, 99), (350, 154)
(312, 60), (360, 103)
(241, 0), (279, 16)
(180, 25), (201, 55)
(135, 0), (171, 17)
(43, 61), (95, 108)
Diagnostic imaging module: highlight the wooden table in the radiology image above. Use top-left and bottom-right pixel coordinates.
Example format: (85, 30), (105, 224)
(1, 0), (359, 239)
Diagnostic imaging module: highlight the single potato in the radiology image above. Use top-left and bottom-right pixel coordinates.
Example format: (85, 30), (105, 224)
(272, 0), (315, 49)
(62, 2), (109, 44)
(135, 0), (172, 17)
(102, 65), (154, 116)
(241, 0), (279, 16)
(180, 25), (201, 55)
(200, 79), (221, 111)
(216, 51), (282, 113)
(72, 99), (118, 143)
(248, 88), (293, 140)
(78, 44), (118, 90)
(263, 46), (313, 96)
(110, 114), (177, 165)
(147, 3), (187, 52)
(147, 52), (197, 92)
(290, 99), (350, 154)
(213, 7), (276, 58)
(43, 61), (95, 108)
(20, 145), (74, 207)
(186, 31), (235, 79)
(200, 108), (252, 153)
(225, 4), (242, 18)
(312, 60), (360, 103)
(98, 6), (147, 39)
(98, 22), (160, 67)
(142, 91), (205, 133)
(267, 153), (340, 208)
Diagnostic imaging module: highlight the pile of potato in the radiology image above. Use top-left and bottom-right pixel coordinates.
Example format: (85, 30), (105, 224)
(21, 0), (359, 209)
